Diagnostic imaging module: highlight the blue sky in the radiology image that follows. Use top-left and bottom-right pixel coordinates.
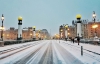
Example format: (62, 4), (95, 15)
(0, 0), (100, 35)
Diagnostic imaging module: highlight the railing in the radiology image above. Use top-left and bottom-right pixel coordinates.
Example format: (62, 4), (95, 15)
(80, 40), (100, 45)
(63, 42), (100, 56)
(2, 39), (39, 45)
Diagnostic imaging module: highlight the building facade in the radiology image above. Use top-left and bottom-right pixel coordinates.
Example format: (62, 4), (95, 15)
(59, 20), (89, 39)
(0, 27), (50, 40)
(87, 22), (100, 39)
(59, 20), (100, 39)
(72, 20), (88, 38)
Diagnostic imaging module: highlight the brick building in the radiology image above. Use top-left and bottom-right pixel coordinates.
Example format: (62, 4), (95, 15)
(0, 27), (50, 40)
(59, 20), (100, 39)
(87, 22), (100, 38)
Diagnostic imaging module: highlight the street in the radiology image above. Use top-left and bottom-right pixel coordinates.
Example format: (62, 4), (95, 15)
(0, 40), (100, 64)
(0, 40), (83, 64)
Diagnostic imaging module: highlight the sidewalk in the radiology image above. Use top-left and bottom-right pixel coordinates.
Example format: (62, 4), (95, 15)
(0, 41), (37, 51)
(59, 40), (100, 64)
(64, 41), (100, 53)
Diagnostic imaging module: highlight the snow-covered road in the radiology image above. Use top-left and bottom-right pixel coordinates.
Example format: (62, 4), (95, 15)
(0, 40), (100, 64)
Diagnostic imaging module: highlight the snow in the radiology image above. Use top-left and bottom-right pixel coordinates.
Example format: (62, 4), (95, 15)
(52, 42), (66, 64)
(0, 40), (46, 64)
(59, 40), (100, 64)
(26, 41), (49, 64)
(0, 40), (100, 64)
(0, 41), (39, 51)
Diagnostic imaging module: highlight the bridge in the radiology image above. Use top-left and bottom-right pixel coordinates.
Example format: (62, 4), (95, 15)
(0, 40), (100, 64)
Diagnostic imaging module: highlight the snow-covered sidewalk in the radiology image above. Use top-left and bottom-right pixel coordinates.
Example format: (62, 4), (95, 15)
(0, 41), (41, 51)
(63, 41), (100, 53)
(59, 40), (100, 64)
(0, 40), (47, 64)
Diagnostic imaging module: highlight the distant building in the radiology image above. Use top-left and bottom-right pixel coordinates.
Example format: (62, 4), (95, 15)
(72, 20), (88, 38)
(59, 25), (65, 39)
(87, 22), (100, 38)
(1, 27), (50, 40)
(59, 20), (89, 39)
(59, 20), (100, 39)
(67, 26), (75, 38)
(41, 29), (50, 39)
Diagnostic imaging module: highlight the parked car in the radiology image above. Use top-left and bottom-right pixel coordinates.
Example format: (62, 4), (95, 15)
(80, 39), (85, 43)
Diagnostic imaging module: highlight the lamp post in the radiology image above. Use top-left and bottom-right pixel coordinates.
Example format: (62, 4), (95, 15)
(38, 30), (41, 40)
(1, 14), (4, 41)
(17, 16), (22, 40)
(33, 26), (36, 41)
(92, 24), (98, 37)
(92, 11), (97, 37)
(76, 14), (82, 38)
(68, 33), (70, 39)
(93, 11), (96, 23)
(65, 25), (68, 41)
(30, 33), (32, 39)
(60, 29), (63, 39)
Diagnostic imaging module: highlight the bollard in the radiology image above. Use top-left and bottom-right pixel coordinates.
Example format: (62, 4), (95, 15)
(59, 40), (60, 43)
(81, 46), (83, 56)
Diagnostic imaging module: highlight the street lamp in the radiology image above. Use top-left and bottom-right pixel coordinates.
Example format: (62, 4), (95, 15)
(0, 27), (5, 40)
(38, 30), (41, 40)
(60, 29), (63, 39)
(92, 11), (99, 45)
(92, 11), (98, 37)
(92, 11), (96, 23)
(1, 14), (4, 41)
(68, 33), (70, 37)
(33, 26), (36, 40)
(30, 33), (32, 39)
(76, 14), (82, 38)
(65, 25), (68, 41)
(92, 24), (98, 37)
(0, 27), (5, 30)
(17, 16), (22, 40)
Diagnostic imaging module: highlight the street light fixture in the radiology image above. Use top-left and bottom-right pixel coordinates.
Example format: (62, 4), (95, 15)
(65, 25), (68, 41)
(0, 27), (5, 30)
(92, 11), (96, 22)
(92, 11), (98, 38)
(60, 29), (63, 39)
(33, 26), (36, 40)
(76, 14), (82, 38)
(17, 16), (23, 40)
(92, 24), (98, 37)
(92, 24), (98, 29)
(30, 33), (32, 39)
(92, 11), (99, 45)
(76, 14), (82, 45)
(1, 14), (4, 41)
(38, 30), (41, 40)
(68, 32), (70, 36)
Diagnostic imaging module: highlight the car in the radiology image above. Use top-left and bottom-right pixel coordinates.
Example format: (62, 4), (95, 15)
(80, 39), (85, 43)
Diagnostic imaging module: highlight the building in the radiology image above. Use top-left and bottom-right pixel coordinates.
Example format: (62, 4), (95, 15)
(59, 24), (66, 39)
(41, 29), (50, 39)
(0, 27), (50, 40)
(59, 20), (88, 39)
(67, 26), (75, 38)
(59, 20), (100, 39)
(71, 20), (88, 38)
(87, 22), (100, 38)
